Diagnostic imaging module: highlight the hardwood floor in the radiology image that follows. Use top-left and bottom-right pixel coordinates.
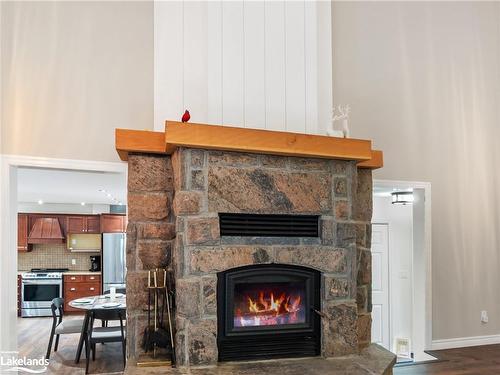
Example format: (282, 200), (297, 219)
(17, 317), (500, 375)
(394, 345), (500, 374)
(17, 316), (125, 374)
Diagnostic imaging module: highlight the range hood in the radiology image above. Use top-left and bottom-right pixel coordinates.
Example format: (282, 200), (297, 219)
(28, 217), (65, 244)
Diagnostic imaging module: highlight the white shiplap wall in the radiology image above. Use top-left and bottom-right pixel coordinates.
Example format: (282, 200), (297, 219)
(154, 0), (332, 135)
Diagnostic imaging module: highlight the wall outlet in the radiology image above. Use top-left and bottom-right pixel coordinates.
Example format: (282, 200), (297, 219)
(481, 310), (489, 323)
(71, 259), (76, 266)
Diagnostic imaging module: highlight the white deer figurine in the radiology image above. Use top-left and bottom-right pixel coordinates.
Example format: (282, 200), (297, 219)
(327, 105), (351, 138)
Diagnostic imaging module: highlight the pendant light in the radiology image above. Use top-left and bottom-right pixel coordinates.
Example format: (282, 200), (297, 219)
(391, 191), (414, 205)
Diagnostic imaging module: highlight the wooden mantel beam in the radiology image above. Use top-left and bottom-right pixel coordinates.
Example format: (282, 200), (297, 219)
(164, 121), (372, 161)
(115, 129), (167, 161)
(358, 150), (384, 169)
(115, 122), (383, 169)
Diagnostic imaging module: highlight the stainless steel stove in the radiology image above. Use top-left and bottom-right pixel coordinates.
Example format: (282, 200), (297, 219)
(21, 268), (67, 317)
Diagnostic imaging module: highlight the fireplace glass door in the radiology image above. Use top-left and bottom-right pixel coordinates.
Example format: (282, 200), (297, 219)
(233, 281), (306, 328)
(217, 264), (320, 361)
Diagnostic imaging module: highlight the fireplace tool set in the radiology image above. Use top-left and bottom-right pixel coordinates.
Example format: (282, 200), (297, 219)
(141, 268), (176, 367)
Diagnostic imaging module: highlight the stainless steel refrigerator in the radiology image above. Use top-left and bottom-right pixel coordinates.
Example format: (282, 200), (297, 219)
(102, 233), (126, 293)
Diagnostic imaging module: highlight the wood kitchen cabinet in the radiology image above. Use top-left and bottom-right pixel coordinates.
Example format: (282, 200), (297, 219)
(63, 274), (101, 312)
(86, 216), (101, 233)
(18, 213), (32, 252)
(100, 214), (127, 233)
(66, 215), (101, 234)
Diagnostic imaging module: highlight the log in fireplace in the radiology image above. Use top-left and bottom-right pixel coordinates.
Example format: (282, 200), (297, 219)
(217, 264), (321, 361)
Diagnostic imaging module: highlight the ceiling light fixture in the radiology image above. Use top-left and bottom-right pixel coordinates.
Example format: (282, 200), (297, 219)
(391, 191), (414, 205)
(37, 199), (44, 205)
(81, 202), (86, 206)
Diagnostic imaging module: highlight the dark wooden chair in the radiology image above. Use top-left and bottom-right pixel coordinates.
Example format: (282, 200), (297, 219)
(46, 298), (84, 359)
(85, 308), (126, 374)
(101, 290), (126, 327)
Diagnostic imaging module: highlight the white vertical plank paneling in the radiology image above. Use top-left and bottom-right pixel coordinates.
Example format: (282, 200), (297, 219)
(154, 1), (331, 135)
(316, 0), (333, 135)
(264, 1), (286, 131)
(222, 1), (245, 127)
(183, 1), (208, 124)
(304, 2), (318, 134)
(154, 1), (184, 131)
(244, 2), (266, 129)
(207, 1), (223, 125)
(284, 1), (306, 133)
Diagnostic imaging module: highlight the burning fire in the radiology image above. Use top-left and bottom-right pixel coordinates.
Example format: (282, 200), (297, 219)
(235, 291), (303, 327)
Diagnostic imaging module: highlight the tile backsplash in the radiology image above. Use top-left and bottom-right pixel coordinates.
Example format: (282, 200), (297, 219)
(18, 243), (100, 271)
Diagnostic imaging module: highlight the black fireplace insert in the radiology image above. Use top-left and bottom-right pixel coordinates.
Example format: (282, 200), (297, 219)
(217, 264), (321, 361)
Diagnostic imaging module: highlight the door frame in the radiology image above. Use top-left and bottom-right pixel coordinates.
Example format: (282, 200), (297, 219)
(373, 179), (432, 359)
(0, 154), (126, 352)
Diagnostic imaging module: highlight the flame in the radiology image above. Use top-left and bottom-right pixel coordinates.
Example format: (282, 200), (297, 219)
(236, 290), (303, 327)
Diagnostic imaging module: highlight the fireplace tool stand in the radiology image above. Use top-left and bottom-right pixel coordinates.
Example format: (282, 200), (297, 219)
(141, 268), (176, 368)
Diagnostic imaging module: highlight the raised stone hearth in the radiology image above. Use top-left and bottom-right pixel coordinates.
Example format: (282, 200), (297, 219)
(123, 131), (393, 372)
(125, 344), (395, 374)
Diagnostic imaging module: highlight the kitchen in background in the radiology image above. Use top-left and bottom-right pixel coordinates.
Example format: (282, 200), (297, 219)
(16, 167), (127, 318)
(18, 213), (127, 317)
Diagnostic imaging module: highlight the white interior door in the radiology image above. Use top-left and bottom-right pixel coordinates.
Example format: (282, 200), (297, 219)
(371, 223), (390, 349)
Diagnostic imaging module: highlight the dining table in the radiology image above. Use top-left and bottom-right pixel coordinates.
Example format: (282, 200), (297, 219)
(68, 293), (127, 363)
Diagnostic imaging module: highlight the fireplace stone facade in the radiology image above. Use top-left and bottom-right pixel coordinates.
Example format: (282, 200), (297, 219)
(125, 148), (373, 367)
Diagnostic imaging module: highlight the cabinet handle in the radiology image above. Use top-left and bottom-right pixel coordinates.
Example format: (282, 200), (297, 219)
(71, 277), (76, 280)
(90, 287), (95, 291)
(89, 277), (95, 280)
(70, 288), (76, 291)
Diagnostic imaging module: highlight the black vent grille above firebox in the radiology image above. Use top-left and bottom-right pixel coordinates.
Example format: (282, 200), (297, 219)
(219, 213), (319, 237)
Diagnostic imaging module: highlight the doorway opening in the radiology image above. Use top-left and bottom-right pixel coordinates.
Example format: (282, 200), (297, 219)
(371, 179), (433, 363)
(0, 155), (127, 373)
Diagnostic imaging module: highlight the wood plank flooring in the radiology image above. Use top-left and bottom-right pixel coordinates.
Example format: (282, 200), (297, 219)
(394, 345), (500, 375)
(17, 316), (125, 374)
(18, 317), (500, 375)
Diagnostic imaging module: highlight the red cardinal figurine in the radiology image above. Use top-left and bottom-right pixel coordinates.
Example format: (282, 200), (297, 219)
(181, 110), (190, 123)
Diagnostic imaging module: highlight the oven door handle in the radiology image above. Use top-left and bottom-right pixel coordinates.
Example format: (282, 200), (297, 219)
(22, 279), (62, 285)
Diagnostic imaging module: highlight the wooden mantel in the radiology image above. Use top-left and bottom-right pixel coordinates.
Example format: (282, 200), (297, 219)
(116, 121), (383, 169)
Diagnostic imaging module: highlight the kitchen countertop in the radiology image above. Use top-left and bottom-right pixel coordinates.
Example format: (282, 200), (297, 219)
(64, 271), (101, 275)
(17, 270), (101, 276)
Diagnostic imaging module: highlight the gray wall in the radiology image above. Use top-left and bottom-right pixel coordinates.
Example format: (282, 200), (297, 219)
(1, 1), (153, 162)
(332, 2), (500, 341)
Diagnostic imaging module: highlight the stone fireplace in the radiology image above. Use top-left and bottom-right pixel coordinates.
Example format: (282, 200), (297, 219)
(119, 122), (393, 373)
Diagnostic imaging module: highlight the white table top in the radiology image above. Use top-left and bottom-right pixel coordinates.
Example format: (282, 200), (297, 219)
(68, 294), (126, 310)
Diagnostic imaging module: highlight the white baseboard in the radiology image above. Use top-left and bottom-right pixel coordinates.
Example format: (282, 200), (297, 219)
(431, 334), (500, 350)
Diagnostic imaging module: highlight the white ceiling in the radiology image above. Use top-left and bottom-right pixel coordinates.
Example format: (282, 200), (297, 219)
(17, 167), (127, 205)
